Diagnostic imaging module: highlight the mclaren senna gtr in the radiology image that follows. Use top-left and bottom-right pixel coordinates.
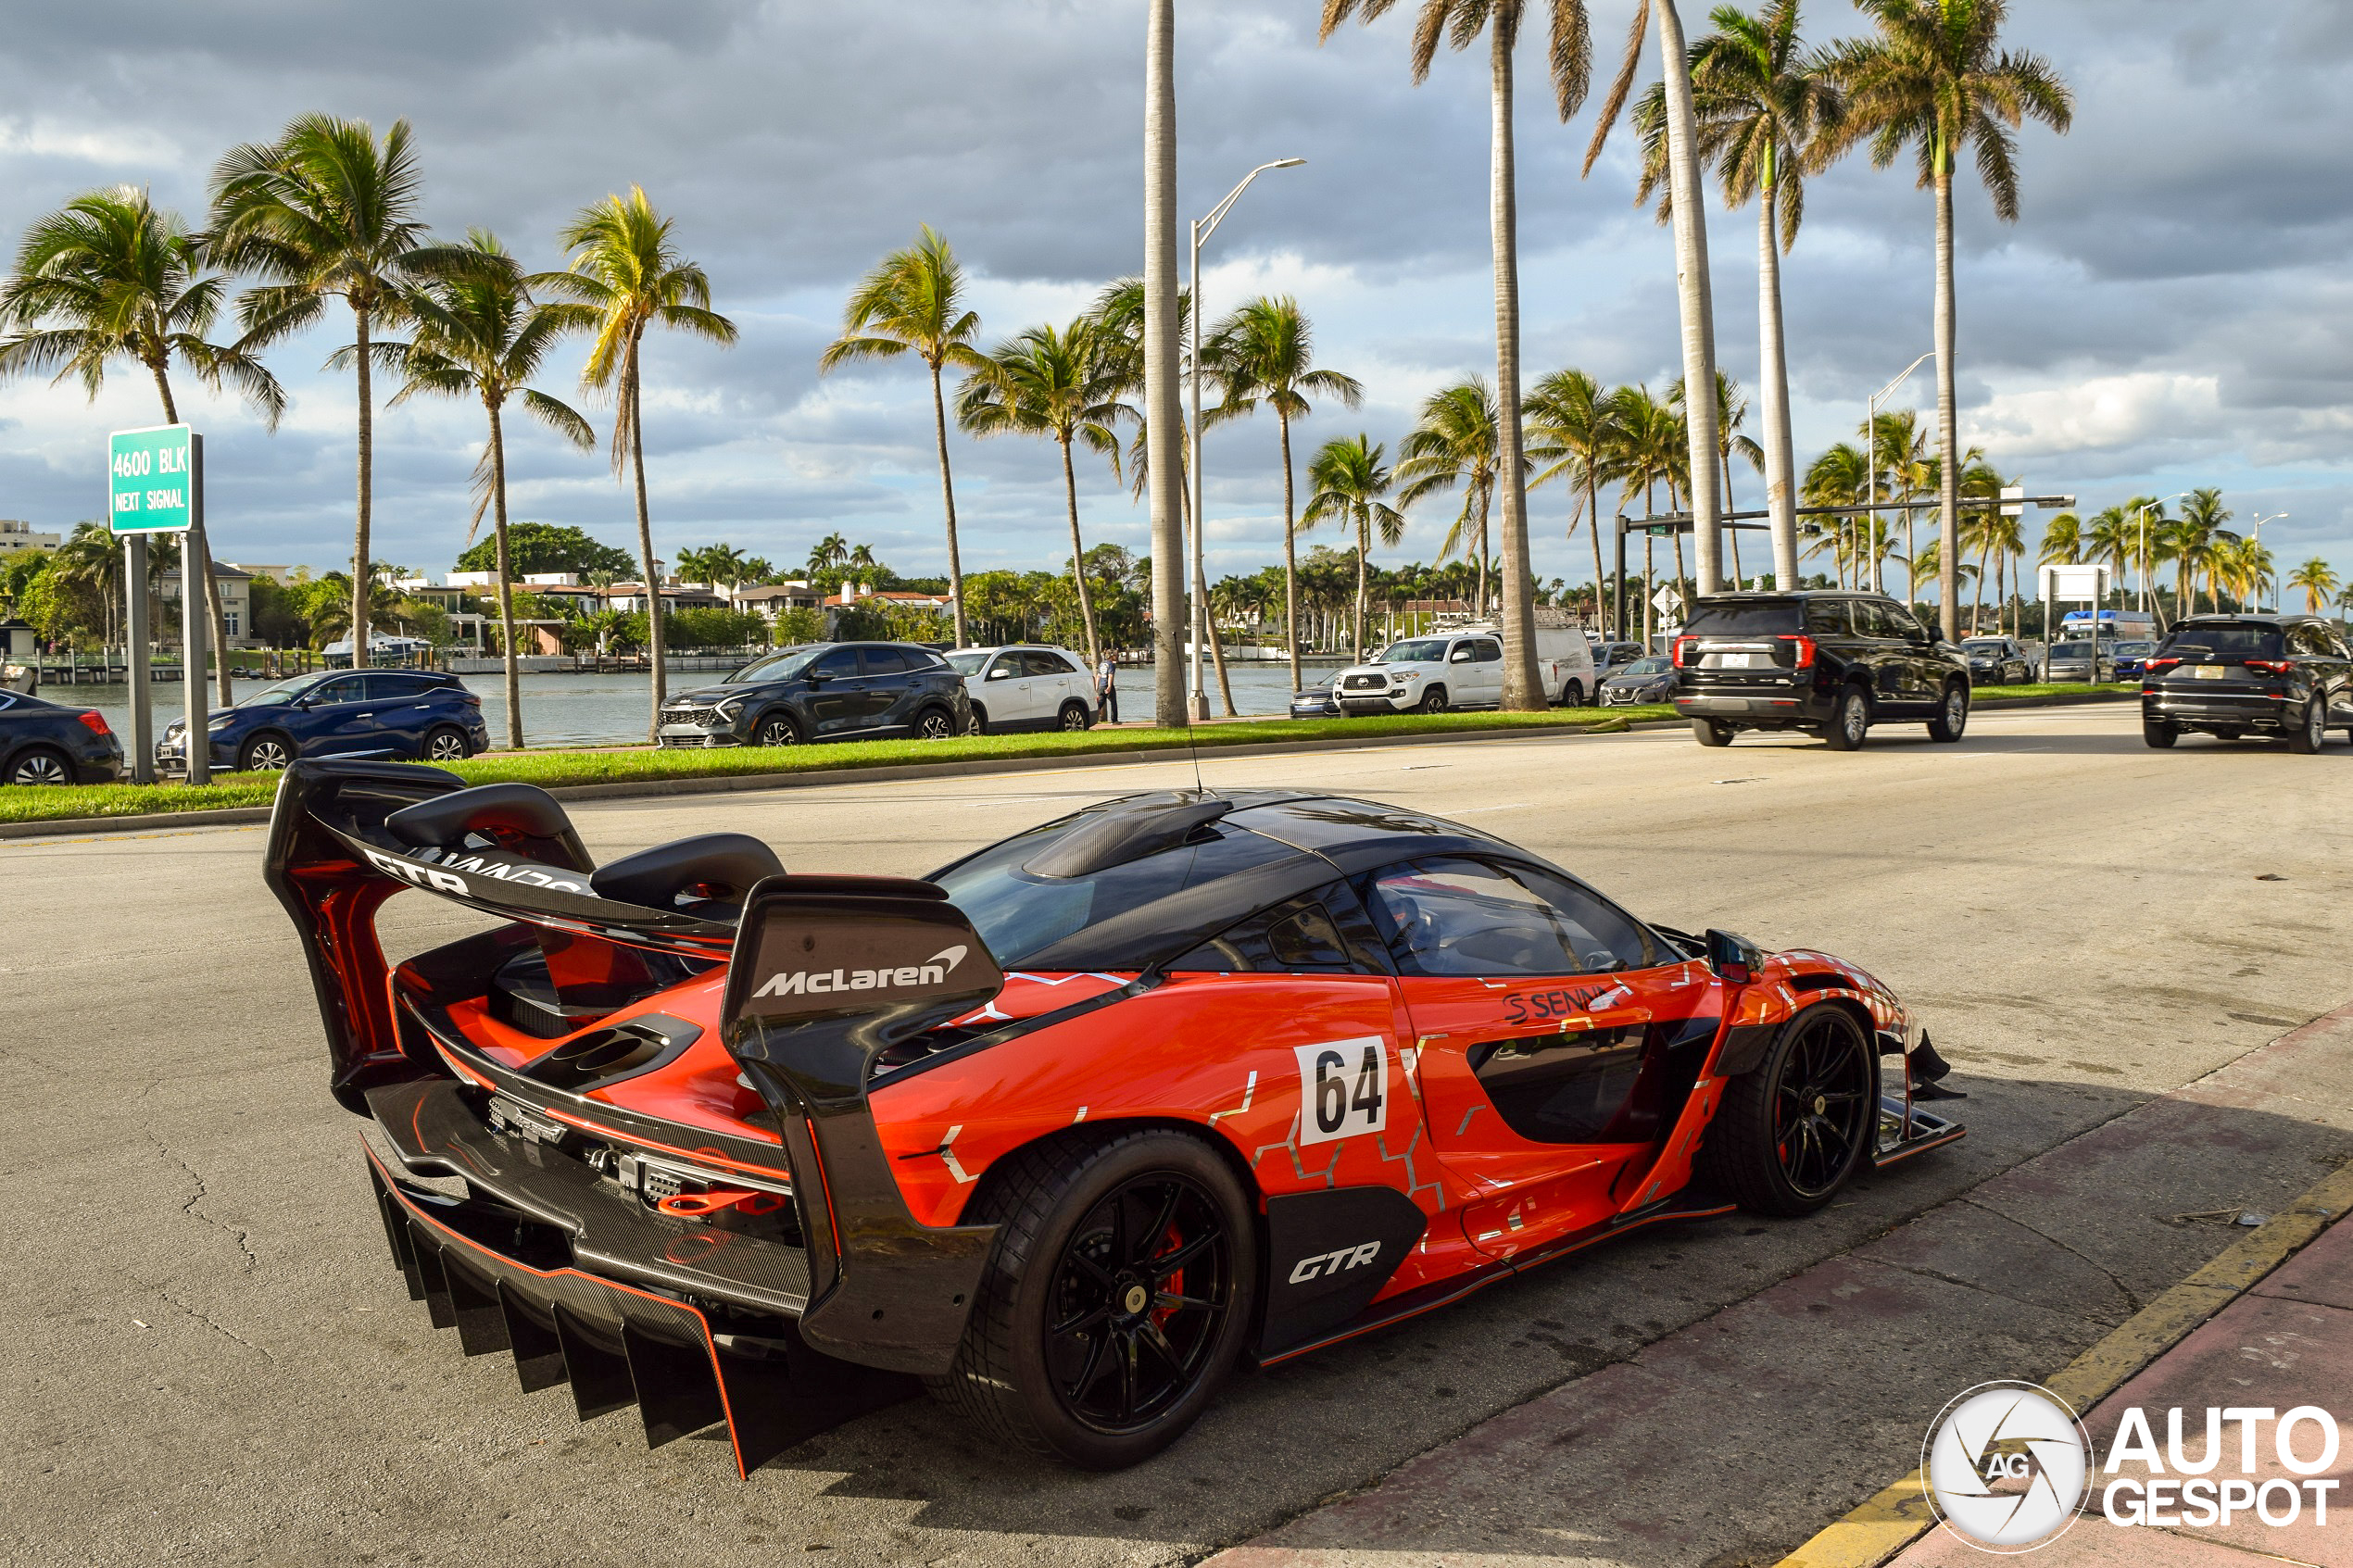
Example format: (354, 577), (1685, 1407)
(265, 758), (1965, 1473)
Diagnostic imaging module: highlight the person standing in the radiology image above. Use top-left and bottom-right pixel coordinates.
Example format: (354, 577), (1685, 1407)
(1095, 654), (1120, 724)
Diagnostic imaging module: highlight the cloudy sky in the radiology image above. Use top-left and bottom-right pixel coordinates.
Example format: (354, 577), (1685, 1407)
(3, 0), (2347, 598)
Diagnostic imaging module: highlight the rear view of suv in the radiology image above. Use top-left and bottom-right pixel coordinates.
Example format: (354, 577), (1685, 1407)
(2141, 615), (2353, 753)
(1670, 592), (1973, 750)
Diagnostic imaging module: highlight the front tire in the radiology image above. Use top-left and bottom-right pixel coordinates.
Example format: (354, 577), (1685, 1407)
(237, 733), (295, 772)
(1926, 682), (1969, 743)
(1417, 686), (1449, 714)
(1699, 1005), (1877, 1217)
(2289, 697), (2328, 755)
(930, 1128), (1256, 1470)
(755, 712), (802, 747)
(1822, 686), (1870, 751)
(965, 706), (988, 736)
(1692, 718), (1733, 747)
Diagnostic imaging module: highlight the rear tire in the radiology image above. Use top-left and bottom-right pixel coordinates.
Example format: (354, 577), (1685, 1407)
(1559, 680), (1586, 708)
(2289, 698), (2327, 755)
(1925, 682), (1969, 743)
(422, 724), (472, 762)
(1057, 700), (1092, 732)
(929, 1127), (1256, 1470)
(1698, 1006), (1877, 1217)
(1821, 687), (1870, 751)
(2143, 720), (2178, 748)
(1691, 719), (1733, 747)
(6, 746), (72, 786)
(914, 706), (957, 742)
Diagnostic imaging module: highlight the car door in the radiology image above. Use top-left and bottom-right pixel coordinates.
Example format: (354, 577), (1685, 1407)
(1024, 649), (1082, 721)
(294, 674), (383, 755)
(1848, 599), (1918, 710)
(368, 673), (437, 756)
(976, 651), (1034, 725)
(1469, 637), (1504, 705)
(1882, 601), (1947, 705)
(804, 646), (865, 736)
(857, 646), (918, 732)
(1361, 856), (1722, 1261)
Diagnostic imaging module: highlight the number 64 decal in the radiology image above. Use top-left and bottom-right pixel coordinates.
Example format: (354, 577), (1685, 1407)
(1292, 1037), (1389, 1146)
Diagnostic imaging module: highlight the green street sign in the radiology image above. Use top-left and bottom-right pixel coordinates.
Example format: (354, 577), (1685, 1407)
(1645, 524), (1674, 538)
(108, 423), (201, 533)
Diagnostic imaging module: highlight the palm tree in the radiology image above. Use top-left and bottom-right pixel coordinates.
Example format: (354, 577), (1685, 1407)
(818, 227), (985, 647)
(1633, 1), (1839, 589)
(536, 188), (738, 738)
(1205, 296), (1363, 690)
(1802, 442), (1870, 587)
(2290, 558), (2340, 615)
(1525, 368), (1620, 617)
(1303, 434), (1407, 660)
(1610, 383), (1692, 622)
(1825, 0), (2072, 640)
(956, 318), (1126, 668)
(808, 533), (850, 575)
(1865, 407), (1931, 598)
(1320, 0), (1594, 710)
(209, 114), (441, 685)
(0, 185), (285, 704)
(2167, 488), (2236, 616)
(390, 232), (596, 750)
(1397, 378), (1505, 619)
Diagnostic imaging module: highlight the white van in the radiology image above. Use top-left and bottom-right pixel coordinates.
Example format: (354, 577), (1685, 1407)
(1330, 624), (1596, 714)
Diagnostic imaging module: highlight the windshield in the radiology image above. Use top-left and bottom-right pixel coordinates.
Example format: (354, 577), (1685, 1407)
(2114, 641), (2156, 658)
(1378, 639), (1449, 664)
(945, 651), (990, 676)
(932, 817), (1297, 967)
(2164, 623), (2284, 659)
(1618, 658), (1670, 676)
(1960, 640), (2007, 654)
(724, 646), (820, 684)
(245, 672), (335, 708)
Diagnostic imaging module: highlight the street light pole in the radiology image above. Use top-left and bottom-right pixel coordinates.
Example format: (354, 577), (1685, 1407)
(1868, 351), (1934, 598)
(2134, 492), (2187, 620)
(2249, 511), (2287, 613)
(1187, 157), (1303, 722)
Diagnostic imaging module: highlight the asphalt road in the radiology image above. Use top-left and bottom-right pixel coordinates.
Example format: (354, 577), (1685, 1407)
(5, 704), (2349, 1568)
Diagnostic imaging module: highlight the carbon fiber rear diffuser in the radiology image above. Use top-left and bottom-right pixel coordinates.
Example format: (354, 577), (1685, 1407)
(365, 1147), (914, 1475)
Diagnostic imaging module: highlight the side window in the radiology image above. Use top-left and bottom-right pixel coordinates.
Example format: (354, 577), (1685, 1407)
(2293, 624), (2331, 658)
(860, 646), (910, 676)
(1504, 864), (1656, 973)
(1365, 858), (1581, 977)
(312, 676), (365, 704)
(984, 654), (1020, 681)
(1168, 892), (1378, 974)
(1471, 638), (1503, 662)
(367, 674), (425, 700)
(1804, 600), (1850, 636)
(1882, 603), (1929, 641)
(812, 647), (862, 680)
(1022, 649), (1073, 678)
(2332, 632), (2353, 660)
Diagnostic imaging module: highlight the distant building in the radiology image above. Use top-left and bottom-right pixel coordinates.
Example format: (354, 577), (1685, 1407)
(227, 562), (304, 585)
(735, 582), (824, 625)
(0, 521), (61, 555)
(159, 561), (258, 647)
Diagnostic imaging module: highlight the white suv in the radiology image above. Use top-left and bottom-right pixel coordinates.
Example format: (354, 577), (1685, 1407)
(946, 645), (1098, 734)
(1331, 625), (1595, 714)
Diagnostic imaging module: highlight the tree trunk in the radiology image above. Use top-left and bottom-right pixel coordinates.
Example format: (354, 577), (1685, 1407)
(928, 359), (969, 649)
(1584, 473), (1607, 621)
(1932, 161), (1961, 641)
(489, 399), (523, 750)
(626, 349), (667, 738)
(1757, 165), (1799, 589)
(1722, 447), (1743, 585)
(1354, 516), (1369, 662)
(1143, 0), (1187, 727)
(1655, 0), (1721, 597)
(1279, 409), (1302, 692)
(146, 362), (233, 705)
(352, 302), (374, 674)
(1488, 25), (1544, 710)
(1061, 434), (1101, 668)
(1182, 476), (1238, 716)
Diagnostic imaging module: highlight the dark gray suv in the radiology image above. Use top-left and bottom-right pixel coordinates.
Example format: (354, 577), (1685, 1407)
(1670, 591), (1973, 750)
(657, 642), (972, 748)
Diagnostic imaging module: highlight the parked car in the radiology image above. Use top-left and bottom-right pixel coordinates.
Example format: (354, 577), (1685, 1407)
(2043, 638), (2118, 684)
(1589, 639), (1648, 684)
(1599, 655), (1676, 707)
(1290, 678), (1342, 720)
(657, 642), (972, 748)
(2142, 615), (2353, 752)
(0, 689), (123, 784)
(1670, 591), (1973, 750)
(1957, 636), (2033, 685)
(158, 669), (487, 774)
(942, 645), (1096, 734)
(1330, 624), (1597, 713)
(2109, 639), (2158, 681)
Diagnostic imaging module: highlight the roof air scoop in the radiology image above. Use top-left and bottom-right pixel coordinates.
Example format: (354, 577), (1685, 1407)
(1022, 797), (1236, 880)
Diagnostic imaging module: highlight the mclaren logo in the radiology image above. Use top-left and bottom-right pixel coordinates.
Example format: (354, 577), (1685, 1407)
(753, 944), (968, 998)
(363, 847), (588, 897)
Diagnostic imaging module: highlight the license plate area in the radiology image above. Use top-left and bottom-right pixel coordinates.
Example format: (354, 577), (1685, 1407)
(1702, 651), (1774, 671)
(2192, 665), (2226, 681)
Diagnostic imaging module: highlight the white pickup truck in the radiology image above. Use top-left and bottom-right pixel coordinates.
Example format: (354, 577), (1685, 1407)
(1329, 625), (1596, 713)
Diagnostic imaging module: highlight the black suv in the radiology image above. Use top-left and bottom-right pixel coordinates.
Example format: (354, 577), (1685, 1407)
(2141, 615), (2353, 753)
(1670, 591), (1973, 749)
(657, 641), (972, 748)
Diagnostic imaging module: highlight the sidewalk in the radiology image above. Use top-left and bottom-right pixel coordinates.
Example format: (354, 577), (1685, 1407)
(1889, 1207), (2353, 1568)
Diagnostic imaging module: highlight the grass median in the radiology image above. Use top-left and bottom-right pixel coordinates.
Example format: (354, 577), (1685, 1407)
(0, 704), (1672, 826)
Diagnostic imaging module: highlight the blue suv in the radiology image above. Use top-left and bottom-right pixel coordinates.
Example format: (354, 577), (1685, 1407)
(159, 669), (489, 774)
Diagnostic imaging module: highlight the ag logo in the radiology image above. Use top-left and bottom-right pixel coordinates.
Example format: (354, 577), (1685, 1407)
(1293, 1037), (1387, 1146)
(1922, 1381), (2092, 1552)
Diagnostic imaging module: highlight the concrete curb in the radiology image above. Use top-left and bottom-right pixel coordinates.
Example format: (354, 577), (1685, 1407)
(0, 688), (2132, 844)
(1776, 1159), (2353, 1568)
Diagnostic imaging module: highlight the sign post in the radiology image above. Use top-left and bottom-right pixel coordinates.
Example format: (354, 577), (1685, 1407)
(2039, 562), (2111, 684)
(109, 424), (206, 784)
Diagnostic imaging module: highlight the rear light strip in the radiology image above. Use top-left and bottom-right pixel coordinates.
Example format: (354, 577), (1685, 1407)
(2243, 659), (2294, 676)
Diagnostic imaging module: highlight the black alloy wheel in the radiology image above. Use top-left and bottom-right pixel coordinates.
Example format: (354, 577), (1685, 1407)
(1822, 686), (1870, 751)
(2289, 696), (2328, 755)
(1699, 1004), (1877, 1216)
(1058, 701), (1091, 732)
(915, 707), (957, 741)
(930, 1127), (1256, 1469)
(6, 747), (71, 786)
(756, 713), (800, 747)
(1560, 680), (1586, 708)
(1926, 682), (1969, 744)
(238, 734), (294, 772)
(423, 725), (472, 762)
(1692, 718), (1734, 747)
(1418, 686), (1449, 714)
(2143, 719), (2179, 749)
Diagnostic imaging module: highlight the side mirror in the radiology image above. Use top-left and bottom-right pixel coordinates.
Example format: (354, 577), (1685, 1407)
(807, 669), (831, 684)
(1705, 927), (1766, 985)
(1450, 648), (1473, 663)
(986, 666), (1011, 681)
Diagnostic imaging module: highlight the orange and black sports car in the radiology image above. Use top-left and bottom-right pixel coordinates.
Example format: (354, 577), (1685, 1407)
(268, 759), (1964, 1473)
